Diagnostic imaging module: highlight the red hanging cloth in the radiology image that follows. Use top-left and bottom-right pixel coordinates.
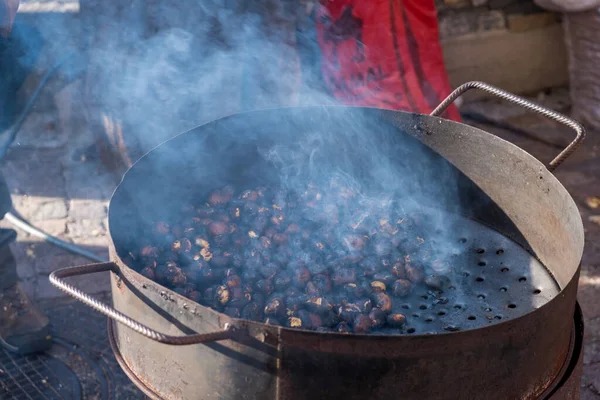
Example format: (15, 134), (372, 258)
(315, 0), (461, 121)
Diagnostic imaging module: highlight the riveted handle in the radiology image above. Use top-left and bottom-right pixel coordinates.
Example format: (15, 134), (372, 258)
(431, 81), (586, 172)
(49, 263), (234, 345)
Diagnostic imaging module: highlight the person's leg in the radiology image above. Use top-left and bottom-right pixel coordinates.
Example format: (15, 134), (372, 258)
(0, 230), (18, 286)
(0, 23), (51, 354)
(0, 247), (52, 354)
(0, 174), (51, 354)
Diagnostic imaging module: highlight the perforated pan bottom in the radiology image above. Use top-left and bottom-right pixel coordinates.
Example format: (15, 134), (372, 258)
(383, 215), (560, 335)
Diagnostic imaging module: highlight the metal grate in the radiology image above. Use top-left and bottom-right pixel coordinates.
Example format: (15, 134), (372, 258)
(0, 348), (80, 399)
(46, 298), (146, 399)
(0, 295), (147, 399)
(391, 216), (561, 334)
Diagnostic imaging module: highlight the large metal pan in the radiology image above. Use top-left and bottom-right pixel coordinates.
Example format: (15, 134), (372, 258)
(51, 82), (586, 400)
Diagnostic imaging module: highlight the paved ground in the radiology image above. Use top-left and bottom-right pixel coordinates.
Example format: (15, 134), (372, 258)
(0, 77), (116, 302)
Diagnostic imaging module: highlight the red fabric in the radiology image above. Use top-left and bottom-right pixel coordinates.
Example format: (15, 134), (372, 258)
(315, 0), (461, 121)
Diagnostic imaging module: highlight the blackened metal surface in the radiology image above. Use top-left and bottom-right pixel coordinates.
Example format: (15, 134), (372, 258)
(107, 319), (163, 400)
(102, 106), (584, 399)
(106, 251), (578, 400)
(109, 303), (585, 400)
(110, 269), (276, 400)
(380, 107), (584, 287)
(356, 213), (561, 333)
(108, 106), (583, 286)
(544, 302), (584, 400)
(107, 259), (581, 400)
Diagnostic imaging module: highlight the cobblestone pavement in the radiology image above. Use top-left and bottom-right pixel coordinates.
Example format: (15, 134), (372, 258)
(0, 78), (116, 302)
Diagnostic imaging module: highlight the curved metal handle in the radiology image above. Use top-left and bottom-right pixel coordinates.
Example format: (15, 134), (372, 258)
(49, 262), (234, 345)
(431, 81), (586, 172)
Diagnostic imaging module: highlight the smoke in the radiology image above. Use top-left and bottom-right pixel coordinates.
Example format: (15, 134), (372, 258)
(25, 2), (464, 278)
(254, 109), (465, 277)
(86, 0), (464, 273)
(74, 0), (525, 335)
(7, 2), (556, 336)
(80, 0), (336, 156)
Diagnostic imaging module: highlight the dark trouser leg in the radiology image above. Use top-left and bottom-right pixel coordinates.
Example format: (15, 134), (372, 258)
(0, 19), (51, 355)
(0, 138), (17, 284)
(0, 229), (51, 354)
(0, 281), (52, 354)
(0, 169), (51, 354)
(0, 230), (18, 290)
(0, 162), (17, 289)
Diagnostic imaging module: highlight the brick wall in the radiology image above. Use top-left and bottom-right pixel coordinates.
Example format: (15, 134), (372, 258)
(435, 0), (561, 40)
(434, 0), (568, 98)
